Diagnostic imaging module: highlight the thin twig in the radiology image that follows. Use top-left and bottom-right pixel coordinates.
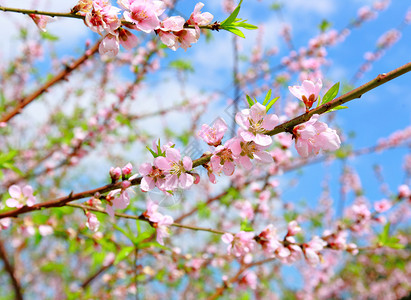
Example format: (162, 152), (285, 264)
(0, 239), (24, 300)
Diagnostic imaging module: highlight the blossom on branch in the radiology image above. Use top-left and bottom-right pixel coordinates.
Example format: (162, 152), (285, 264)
(29, 14), (53, 32)
(154, 148), (194, 190)
(235, 102), (279, 147)
(293, 114), (341, 158)
(6, 185), (36, 209)
(198, 118), (228, 147)
(86, 212), (100, 232)
(144, 200), (174, 245)
(120, 0), (166, 33)
(85, 0), (121, 35)
(222, 231), (256, 257)
(288, 79), (322, 112)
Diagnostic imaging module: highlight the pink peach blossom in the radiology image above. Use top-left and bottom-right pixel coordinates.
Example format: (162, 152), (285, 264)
(235, 102), (279, 146)
(6, 185), (36, 209)
(293, 114), (341, 158)
(288, 79), (322, 111)
(198, 118), (228, 147)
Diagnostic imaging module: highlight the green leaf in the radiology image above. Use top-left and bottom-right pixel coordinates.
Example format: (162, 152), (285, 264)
(114, 246), (134, 265)
(231, 19), (258, 30)
(112, 223), (137, 244)
(321, 82), (340, 105)
(222, 26), (245, 38)
(169, 59), (194, 73)
(327, 105), (348, 113)
(240, 218), (254, 232)
(40, 31), (59, 41)
(262, 89), (272, 105)
(221, 0), (243, 26)
(266, 96), (280, 112)
(246, 95), (255, 107)
(318, 19), (332, 32)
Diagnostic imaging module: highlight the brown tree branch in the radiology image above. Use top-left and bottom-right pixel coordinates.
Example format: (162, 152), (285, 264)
(0, 40), (101, 123)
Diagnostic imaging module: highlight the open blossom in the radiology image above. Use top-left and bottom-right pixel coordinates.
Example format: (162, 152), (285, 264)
(293, 114), (341, 158)
(187, 2), (213, 38)
(210, 138), (237, 176)
(86, 212), (100, 232)
(120, 0), (166, 33)
(85, 0), (121, 35)
(144, 200), (174, 245)
(198, 118), (228, 147)
(222, 231), (256, 257)
(6, 185), (36, 208)
(230, 138), (273, 170)
(155, 148), (194, 190)
(139, 162), (166, 191)
(303, 236), (327, 265)
(288, 79), (322, 112)
(235, 102), (279, 146)
(105, 183), (131, 217)
(157, 16), (185, 50)
(29, 14), (53, 32)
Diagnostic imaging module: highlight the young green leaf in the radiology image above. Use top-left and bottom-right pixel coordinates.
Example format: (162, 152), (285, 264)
(266, 96), (280, 112)
(246, 95), (255, 107)
(262, 89), (272, 105)
(327, 105), (348, 113)
(222, 26), (245, 38)
(220, 0), (243, 26)
(114, 246), (134, 265)
(321, 82), (340, 105)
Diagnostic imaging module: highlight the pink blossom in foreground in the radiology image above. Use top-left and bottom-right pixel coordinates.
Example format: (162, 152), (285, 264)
(198, 118), (228, 147)
(210, 139), (237, 176)
(122, 162), (133, 176)
(117, 27), (139, 50)
(86, 212), (100, 232)
(293, 114), (341, 158)
(155, 148), (194, 190)
(109, 166), (122, 182)
(99, 34), (120, 58)
(288, 79), (322, 112)
(105, 185), (131, 217)
(29, 14), (53, 32)
(85, 0), (121, 35)
(121, 0), (166, 33)
(139, 162), (166, 191)
(235, 102), (279, 146)
(230, 139), (273, 170)
(6, 185), (36, 209)
(172, 29), (199, 51)
(157, 16), (185, 50)
(187, 2), (213, 37)
(221, 231), (256, 257)
(143, 200), (174, 245)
